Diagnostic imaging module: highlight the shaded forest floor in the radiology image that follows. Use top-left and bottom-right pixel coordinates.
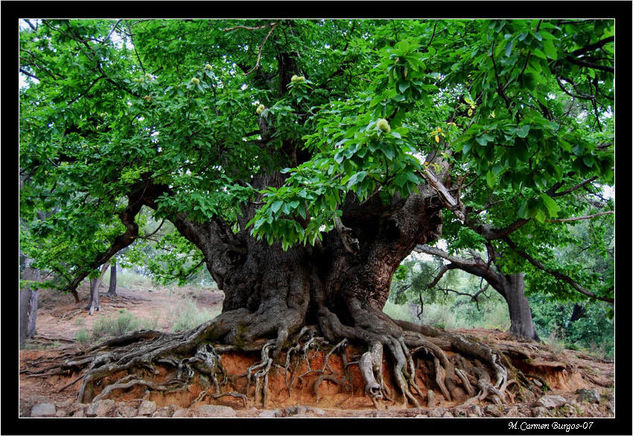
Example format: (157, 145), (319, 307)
(19, 281), (615, 418)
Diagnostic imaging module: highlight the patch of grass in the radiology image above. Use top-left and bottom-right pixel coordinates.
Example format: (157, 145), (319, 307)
(544, 328), (566, 355)
(75, 328), (91, 345)
(92, 310), (142, 337)
(170, 298), (219, 332)
(21, 340), (61, 350)
(90, 310), (157, 340)
(382, 301), (418, 323)
(73, 311), (158, 345)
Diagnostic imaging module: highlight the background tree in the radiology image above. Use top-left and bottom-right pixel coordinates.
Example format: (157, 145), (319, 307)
(412, 176), (613, 341)
(106, 259), (117, 297)
(19, 18), (613, 405)
(19, 254), (40, 347)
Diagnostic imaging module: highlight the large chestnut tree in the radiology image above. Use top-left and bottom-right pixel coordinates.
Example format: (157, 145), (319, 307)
(19, 19), (614, 405)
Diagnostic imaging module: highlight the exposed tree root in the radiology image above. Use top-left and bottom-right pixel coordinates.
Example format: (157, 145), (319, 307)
(246, 341), (275, 407)
(23, 308), (586, 410)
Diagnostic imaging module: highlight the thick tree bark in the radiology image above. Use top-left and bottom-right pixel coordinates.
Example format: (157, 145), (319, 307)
(181, 182), (446, 351)
(19, 258), (40, 347)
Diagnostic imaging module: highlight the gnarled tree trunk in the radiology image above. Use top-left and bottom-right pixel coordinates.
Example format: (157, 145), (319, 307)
(35, 176), (555, 408)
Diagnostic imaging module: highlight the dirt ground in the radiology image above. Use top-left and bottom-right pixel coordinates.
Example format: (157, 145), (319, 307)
(19, 281), (615, 418)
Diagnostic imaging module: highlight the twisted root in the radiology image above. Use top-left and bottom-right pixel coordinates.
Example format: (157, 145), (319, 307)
(23, 306), (553, 410)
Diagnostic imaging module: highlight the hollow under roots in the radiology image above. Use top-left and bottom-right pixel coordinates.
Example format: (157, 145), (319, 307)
(22, 309), (554, 409)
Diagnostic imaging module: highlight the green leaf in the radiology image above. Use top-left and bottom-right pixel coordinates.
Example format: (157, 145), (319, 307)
(491, 162), (505, 176)
(504, 41), (513, 57)
(462, 142), (472, 155)
(540, 193), (559, 217)
(572, 143), (584, 156)
(270, 201), (283, 214)
(516, 125), (530, 138)
(486, 170), (497, 188)
(533, 208), (547, 223)
(381, 146), (395, 160)
(406, 172), (420, 185)
(517, 200), (529, 219)
(542, 39), (558, 60)
(346, 171), (367, 189)
(475, 133), (494, 146)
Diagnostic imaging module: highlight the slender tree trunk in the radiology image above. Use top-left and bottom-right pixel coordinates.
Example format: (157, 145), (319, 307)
(88, 279), (101, 315)
(19, 258), (40, 347)
(566, 303), (586, 327)
(107, 260), (117, 297)
(87, 263), (109, 315)
(501, 273), (540, 341)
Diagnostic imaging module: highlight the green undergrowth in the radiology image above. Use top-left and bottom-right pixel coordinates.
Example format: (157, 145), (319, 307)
(76, 309), (158, 344)
(383, 292), (510, 331)
(170, 297), (220, 332)
(75, 297), (220, 344)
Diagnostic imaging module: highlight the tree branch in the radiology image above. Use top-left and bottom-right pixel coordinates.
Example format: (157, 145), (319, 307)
(64, 186), (147, 298)
(141, 218), (166, 239)
(466, 218), (530, 241)
(415, 245), (477, 266)
(547, 210), (613, 223)
(437, 283), (490, 311)
(245, 23), (278, 76)
(555, 75), (595, 100)
(551, 176), (598, 197)
(426, 264), (454, 289)
(489, 39), (512, 111)
(570, 36), (614, 57)
(564, 56), (614, 73)
(124, 21), (146, 74)
(224, 24), (271, 32)
(68, 76), (106, 105)
(416, 245), (507, 297)
(19, 67), (39, 81)
(418, 167), (465, 222)
(103, 19), (122, 43)
(502, 237), (613, 303)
